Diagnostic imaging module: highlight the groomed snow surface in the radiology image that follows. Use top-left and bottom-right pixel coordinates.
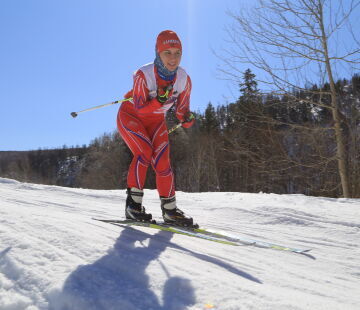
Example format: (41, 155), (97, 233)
(0, 177), (359, 310)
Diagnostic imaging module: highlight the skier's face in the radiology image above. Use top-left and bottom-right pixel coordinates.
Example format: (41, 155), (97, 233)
(159, 48), (182, 71)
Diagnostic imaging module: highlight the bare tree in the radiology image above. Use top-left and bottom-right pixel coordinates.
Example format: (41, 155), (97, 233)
(220, 0), (360, 197)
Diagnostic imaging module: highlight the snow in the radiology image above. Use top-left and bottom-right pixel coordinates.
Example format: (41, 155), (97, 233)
(0, 177), (359, 310)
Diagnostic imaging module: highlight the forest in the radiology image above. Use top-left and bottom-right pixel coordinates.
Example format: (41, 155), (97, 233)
(1, 71), (359, 198)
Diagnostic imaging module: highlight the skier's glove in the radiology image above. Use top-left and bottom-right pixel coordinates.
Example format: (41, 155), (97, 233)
(157, 84), (173, 104)
(182, 112), (195, 128)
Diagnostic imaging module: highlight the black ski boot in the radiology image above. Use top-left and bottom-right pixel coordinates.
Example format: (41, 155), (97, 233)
(161, 196), (195, 227)
(125, 188), (152, 222)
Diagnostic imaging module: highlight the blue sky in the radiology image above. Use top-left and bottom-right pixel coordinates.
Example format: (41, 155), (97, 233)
(1, 0), (358, 151)
(0, 0), (247, 151)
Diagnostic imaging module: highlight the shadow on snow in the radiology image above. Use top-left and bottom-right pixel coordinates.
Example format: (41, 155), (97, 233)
(49, 227), (261, 310)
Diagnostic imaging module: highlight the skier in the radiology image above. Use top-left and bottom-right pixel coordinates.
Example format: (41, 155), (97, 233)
(117, 30), (195, 226)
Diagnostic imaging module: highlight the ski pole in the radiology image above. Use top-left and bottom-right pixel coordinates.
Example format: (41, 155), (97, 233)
(168, 123), (183, 134)
(168, 113), (195, 134)
(70, 98), (133, 118)
(71, 98), (192, 134)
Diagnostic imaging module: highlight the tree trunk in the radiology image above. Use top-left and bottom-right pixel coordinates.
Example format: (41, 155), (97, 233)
(319, 1), (350, 197)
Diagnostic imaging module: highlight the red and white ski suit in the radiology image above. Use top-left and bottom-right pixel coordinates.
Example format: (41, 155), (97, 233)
(117, 63), (192, 198)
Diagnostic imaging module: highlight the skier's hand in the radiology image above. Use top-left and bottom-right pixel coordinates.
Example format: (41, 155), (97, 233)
(182, 112), (195, 128)
(157, 85), (173, 104)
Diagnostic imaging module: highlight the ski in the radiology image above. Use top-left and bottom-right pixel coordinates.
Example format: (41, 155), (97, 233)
(193, 228), (311, 254)
(227, 235), (311, 254)
(93, 218), (240, 246)
(93, 218), (311, 254)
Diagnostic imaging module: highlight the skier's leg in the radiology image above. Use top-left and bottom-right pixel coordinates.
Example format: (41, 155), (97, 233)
(150, 121), (193, 226)
(117, 109), (153, 221)
(117, 109), (153, 190)
(150, 120), (175, 197)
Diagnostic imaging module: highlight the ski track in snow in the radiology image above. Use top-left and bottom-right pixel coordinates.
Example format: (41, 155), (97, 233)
(0, 177), (359, 310)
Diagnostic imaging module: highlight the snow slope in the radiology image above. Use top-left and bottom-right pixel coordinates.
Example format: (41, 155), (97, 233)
(0, 177), (359, 310)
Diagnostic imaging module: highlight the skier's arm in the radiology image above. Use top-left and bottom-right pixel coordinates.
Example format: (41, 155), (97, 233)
(176, 75), (195, 128)
(132, 70), (163, 115)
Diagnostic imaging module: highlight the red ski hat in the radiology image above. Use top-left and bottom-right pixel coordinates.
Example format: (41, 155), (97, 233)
(156, 30), (182, 53)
